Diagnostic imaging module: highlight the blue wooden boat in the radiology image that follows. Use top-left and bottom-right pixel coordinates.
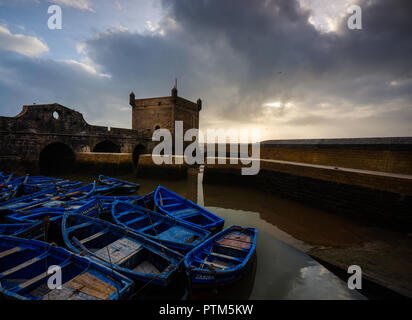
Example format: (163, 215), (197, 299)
(0, 235), (134, 300)
(98, 175), (140, 194)
(0, 186), (58, 211)
(6, 198), (104, 225)
(88, 195), (141, 213)
(0, 184), (20, 203)
(6, 211), (64, 225)
(0, 173), (13, 185)
(0, 222), (45, 240)
(184, 225), (257, 287)
(154, 185), (224, 233)
(22, 180), (82, 195)
(62, 213), (184, 286)
(111, 201), (211, 253)
(92, 195), (141, 206)
(0, 183), (95, 212)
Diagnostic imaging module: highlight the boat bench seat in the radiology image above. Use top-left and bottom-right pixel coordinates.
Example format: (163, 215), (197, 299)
(170, 208), (200, 217)
(208, 251), (241, 262)
(0, 247), (22, 259)
(162, 203), (182, 209)
(67, 222), (92, 233)
(124, 216), (146, 226)
(79, 230), (107, 245)
(18, 271), (50, 290)
(116, 210), (135, 218)
(139, 221), (162, 233)
(1, 256), (42, 277)
(159, 197), (174, 202)
(199, 259), (228, 270)
(17, 260), (69, 291)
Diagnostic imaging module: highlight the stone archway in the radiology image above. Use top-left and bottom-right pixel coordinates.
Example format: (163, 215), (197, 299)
(93, 140), (121, 153)
(39, 142), (75, 174)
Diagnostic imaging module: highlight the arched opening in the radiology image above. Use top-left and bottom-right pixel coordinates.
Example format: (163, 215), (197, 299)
(133, 144), (146, 165)
(39, 143), (75, 174)
(93, 140), (121, 153)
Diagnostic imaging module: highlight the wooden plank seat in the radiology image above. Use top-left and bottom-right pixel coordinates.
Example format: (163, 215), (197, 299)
(208, 251), (241, 262)
(169, 208), (200, 217)
(116, 210), (135, 218)
(162, 203), (182, 208)
(0, 247), (21, 259)
(19, 271), (49, 290)
(179, 212), (206, 219)
(66, 222), (92, 233)
(159, 197), (174, 201)
(124, 216), (146, 226)
(198, 259), (229, 270)
(1, 256), (42, 277)
(79, 230), (107, 245)
(66, 205), (82, 210)
(138, 221), (162, 233)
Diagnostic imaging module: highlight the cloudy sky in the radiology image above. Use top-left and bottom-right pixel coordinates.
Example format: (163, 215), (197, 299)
(0, 0), (411, 140)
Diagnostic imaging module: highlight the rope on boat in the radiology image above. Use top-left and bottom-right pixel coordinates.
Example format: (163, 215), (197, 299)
(142, 205), (167, 257)
(105, 241), (120, 298)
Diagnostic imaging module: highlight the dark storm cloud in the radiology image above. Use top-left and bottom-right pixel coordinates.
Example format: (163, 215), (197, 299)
(155, 0), (412, 117)
(83, 29), (199, 96)
(1, 0), (411, 138)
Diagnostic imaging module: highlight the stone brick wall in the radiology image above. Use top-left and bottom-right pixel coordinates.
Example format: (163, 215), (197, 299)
(260, 137), (412, 175)
(0, 103), (150, 165)
(130, 90), (201, 144)
(75, 152), (134, 174)
(132, 97), (175, 135)
(203, 167), (412, 232)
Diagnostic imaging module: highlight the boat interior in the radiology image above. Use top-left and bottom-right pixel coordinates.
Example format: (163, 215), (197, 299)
(0, 243), (122, 300)
(189, 231), (254, 270)
(114, 206), (203, 244)
(66, 217), (171, 275)
(158, 195), (214, 227)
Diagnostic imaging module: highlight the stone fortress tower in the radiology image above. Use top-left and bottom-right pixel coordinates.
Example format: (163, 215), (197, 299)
(129, 85), (202, 151)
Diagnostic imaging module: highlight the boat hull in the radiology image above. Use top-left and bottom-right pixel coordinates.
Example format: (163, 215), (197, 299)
(154, 185), (224, 233)
(184, 225), (257, 287)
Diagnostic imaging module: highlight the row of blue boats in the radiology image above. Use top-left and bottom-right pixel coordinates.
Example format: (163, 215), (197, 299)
(0, 172), (257, 300)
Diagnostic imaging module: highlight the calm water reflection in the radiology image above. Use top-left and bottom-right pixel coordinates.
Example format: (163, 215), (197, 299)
(58, 169), (365, 300)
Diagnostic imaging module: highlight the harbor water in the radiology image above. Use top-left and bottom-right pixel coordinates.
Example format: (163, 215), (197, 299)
(54, 168), (366, 300)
